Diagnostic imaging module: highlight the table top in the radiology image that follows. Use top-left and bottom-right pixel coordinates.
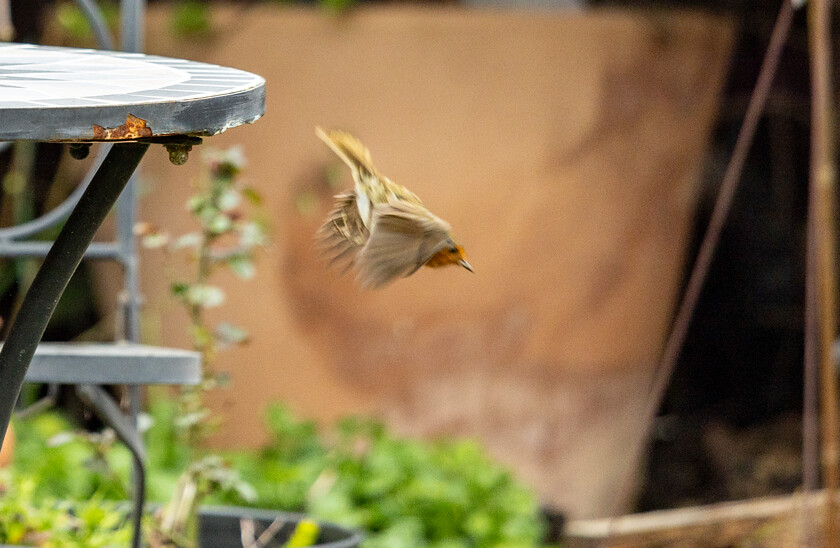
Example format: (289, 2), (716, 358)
(0, 43), (265, 142)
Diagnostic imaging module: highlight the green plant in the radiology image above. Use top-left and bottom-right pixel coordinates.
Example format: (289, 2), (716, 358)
(170, 0), (212, 38)
(214, 405), (548, 548)
(147, 455), (256, 547)
(8, 401), (551, 547)
(0, 469), (132, 547)
(9, 413), (131, 502)
(55, 0), (119, 43)
(141, 146), (266, 449)
(139, 146), (267, 546)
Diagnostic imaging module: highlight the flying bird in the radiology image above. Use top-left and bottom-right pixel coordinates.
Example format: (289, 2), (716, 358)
(316, 127), (472, 289)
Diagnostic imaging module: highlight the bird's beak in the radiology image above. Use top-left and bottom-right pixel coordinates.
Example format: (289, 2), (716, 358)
(458, 259), (474, 272)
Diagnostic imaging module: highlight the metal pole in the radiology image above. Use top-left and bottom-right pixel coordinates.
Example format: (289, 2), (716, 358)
(121, 0), (145, 53)
(120, 6), (147, 541)
(0, 143), (150, 448)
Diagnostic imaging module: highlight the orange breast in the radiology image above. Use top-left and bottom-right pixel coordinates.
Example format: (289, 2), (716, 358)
(424, 249), (455, 268)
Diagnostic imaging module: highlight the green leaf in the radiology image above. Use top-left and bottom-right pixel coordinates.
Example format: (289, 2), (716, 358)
(171, 0), (212, 38)
(185, 284), (225, 308)
(239, 221), (268, 248)
(174, 410), (210, 430)
(227, 254), (255, 280)
(234, 480), (258, 503)
(208, 213), (233, 234)
(217, 188), (241, 212)
(45, 432), (75, 448)
(242, 186), (263, 206)
(56, 3), (93, 40)
(190, 324), (214, 349)
(186, 194), (206, 214)
(141, 231), (170, 249)
(171, 282), (189, 300)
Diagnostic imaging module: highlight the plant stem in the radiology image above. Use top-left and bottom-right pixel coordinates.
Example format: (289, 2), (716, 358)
(808, 0), (840, 543)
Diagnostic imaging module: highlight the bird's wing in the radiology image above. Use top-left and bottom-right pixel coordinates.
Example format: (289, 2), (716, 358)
(317, 191), (370, 272)
(355, 200), (452, 289)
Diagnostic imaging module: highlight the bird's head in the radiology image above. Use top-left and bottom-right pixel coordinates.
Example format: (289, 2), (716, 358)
(424, 241), (473, 272)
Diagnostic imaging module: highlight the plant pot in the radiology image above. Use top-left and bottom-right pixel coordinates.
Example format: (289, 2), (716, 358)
(1, 505), (361, 548)
(198, 506), (363, 548)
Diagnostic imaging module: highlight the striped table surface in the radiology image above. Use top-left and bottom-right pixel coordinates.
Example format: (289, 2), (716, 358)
(0, 42), (265, 141)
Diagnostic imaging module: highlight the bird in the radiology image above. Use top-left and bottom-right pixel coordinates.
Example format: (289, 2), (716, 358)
(315, 127), (472, 289)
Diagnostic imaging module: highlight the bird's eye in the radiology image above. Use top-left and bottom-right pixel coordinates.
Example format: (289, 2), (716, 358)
(448, 246), (458, 254)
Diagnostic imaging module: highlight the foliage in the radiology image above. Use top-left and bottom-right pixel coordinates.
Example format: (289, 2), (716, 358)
(206, 405), (548, 547)
(55, 1), (119, 43)
(8, 413), (131, 502)
(7, 402), (549, 547)
(317, 0), (358, 14)
(0, 468), (132, 547)
(170, 1), (212, 38)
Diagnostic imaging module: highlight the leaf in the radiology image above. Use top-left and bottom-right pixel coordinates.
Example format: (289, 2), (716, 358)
(190, 324), (214, 349)
(186, 194), (206, 214)
(185, 284), (226, 308)
(227, 254), (255, 280)
(217, 188), (241, 212)
(137, 413), (154, 434)
(141, 232), (170, 249)
(204, 146), (247, 178)
(46, 431), (75, 447)
(135, 222), (170, 249)
(171, 282), (190, 300)
(174, 410), (210, 430)
(239, 221), (268, 248)
(242, 186), (263, 206)
(215, 322), (249, 347)
(171, 232), (203, 250)
(208, 213), (233, 234)
(234, 480), (257, 503)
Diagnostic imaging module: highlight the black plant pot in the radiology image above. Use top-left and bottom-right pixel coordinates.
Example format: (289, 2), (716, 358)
(198, 506), (363, 548)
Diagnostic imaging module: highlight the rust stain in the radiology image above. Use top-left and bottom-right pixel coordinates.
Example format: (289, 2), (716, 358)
(92, 113), (153, 140)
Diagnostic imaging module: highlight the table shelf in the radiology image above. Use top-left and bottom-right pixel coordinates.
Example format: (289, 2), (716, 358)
(14, 343), (202, 386)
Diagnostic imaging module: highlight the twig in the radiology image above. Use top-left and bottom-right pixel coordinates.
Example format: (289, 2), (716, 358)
(610, 0), (795, 518)
(808, 0), (840, 544)
(240, 516), (286, 548)
(240, 517), (256, 547)
(255, 517), (286, 546)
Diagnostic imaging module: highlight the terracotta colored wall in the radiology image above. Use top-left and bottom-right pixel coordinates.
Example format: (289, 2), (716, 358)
(134, 5), (732, 517)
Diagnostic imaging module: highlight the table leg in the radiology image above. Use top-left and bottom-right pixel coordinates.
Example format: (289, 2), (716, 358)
(0, 142), (150, 447)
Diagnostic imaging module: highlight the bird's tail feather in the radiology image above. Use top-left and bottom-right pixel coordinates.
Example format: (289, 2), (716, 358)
(315, 127), (376, 175)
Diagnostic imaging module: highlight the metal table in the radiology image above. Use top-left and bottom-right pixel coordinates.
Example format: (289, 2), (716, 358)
(0, 39), (264, 472)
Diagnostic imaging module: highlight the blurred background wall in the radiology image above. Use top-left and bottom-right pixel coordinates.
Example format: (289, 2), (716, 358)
(123, 4), (732, 518)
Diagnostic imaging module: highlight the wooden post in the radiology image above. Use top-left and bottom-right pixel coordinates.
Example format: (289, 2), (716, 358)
(808, 0), (840, 544)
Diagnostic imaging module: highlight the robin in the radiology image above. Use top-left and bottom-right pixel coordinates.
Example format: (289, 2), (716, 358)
(316, 127), (472, 289)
